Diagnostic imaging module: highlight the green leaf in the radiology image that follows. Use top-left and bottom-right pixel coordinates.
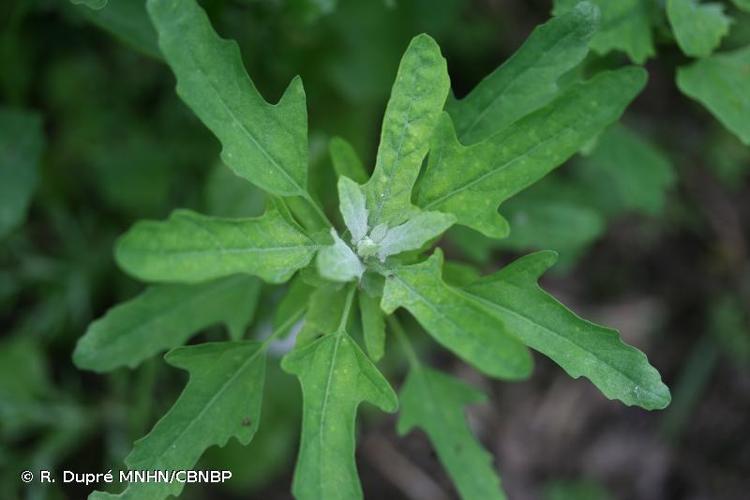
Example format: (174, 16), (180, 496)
(297, 285), (350, 347)
(73, 276), (261, 373)
(677, 46), (750, 145)
(0, 108), (43, 239)
(358, 290), (386, 361)
(448, 1), (599, 144)
(364, 34), (450, 227)
(667, 0), (730, 58)
(376, 211), (455, 261)
(381, 251), (533, 380)
(465, 251), (671, 410)
(91, 341), (265, 499)
(115, 209), (318, 284)
(317, 229), (365, 282)
(731, 0), (750, 12)
(147, 0), (310, 197)
(576, 123), (675, 216)
(329, 137), (368, 184)
(554, 0), (655, 63)
(398, 367), (506, 500)
(337, 176), (368, 243)
(282, 333), (398, 500)
(417, 68), (647, 238)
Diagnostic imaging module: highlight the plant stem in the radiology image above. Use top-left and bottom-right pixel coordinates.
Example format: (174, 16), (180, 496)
(335, 284), (357, 335)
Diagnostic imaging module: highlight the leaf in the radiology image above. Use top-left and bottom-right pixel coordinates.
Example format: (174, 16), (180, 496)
(398, 367), (506, 500)
(359, 290), (386, 361)
(575, 123), (675, 216)
(317, 229), (365, 282)
(115, 209), (318, 284)
(282, 333), (398, 500)
(364, 34), (450, 228)
(73, 276), (261, 373)
(381, 251), (533, 380)
(329, 137), (368, 184)
(448, 1), (599, 144)
(731, 0), (750, 12)
(677, 46), (750, 145)
(465, 251), (671, 410)
(297, 285), (350, 347)
(417, 67), (647, 238)
(554, 0), (655, 63)
(147, 0), (310, 197)
(78, 0), (160, 59)
(91, 341), (266, 499)
(337, 176), (368, 243)
(0, 108), (43, 239)
(667, 0), (730, 58)
(376, 211), (455, 261)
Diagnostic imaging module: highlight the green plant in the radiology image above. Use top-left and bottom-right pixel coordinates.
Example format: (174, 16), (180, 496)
(74, 1), (671, 499)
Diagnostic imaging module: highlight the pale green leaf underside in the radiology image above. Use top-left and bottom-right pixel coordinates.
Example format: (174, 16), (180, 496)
(337, 176), (369, 243)
(91, 341), (265, 499)
(377, 211), (455, 261)
(74, 276), (261, 372)
(364, 34), (450, 227)
(317, 229), (365, 282)
(554, 0), (655, 63)
(667, 0), (730, 58)
(417, 67), (647, 238)
(381, 251), (533, 380)
(465, 251), (671, 410)
(359, 290), (386, 361)
(398, 367), (505, 500)
(282, 334), (398, 500)
(677, 46), (750, 145)
(147, 0), (309, 197)
(115, 209), (318, 284)
(448, 1), (599, 144)
(0, 108), (43, 239)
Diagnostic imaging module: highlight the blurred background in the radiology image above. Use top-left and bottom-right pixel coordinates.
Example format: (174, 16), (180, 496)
(1, 0), (748, 499)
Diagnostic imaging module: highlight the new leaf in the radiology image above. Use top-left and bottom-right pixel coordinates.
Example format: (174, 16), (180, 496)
(91, 341), (265, 499)
(115, 209), (318, 284)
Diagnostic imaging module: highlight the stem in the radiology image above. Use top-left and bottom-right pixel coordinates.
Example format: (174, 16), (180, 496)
(335, 284), (357, 335)
(387, 315), (420, 369)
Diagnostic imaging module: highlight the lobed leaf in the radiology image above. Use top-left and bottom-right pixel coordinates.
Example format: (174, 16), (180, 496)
(282, 334), (398, 500)
(147, 0), (310, 197)
(0, 108), (43, 239)
(364, 34), (450, 228)
(381, 251), (533, 380)
(376, 211), (455, 261)
(448, 1), (599, 144)
(465, 251), (671, 410)
(73, 276), (261, 372)
(115, 209), (318, 284)
(677, 46), (750, 145)
(417, 67), (647, 238)
(329, 137), (368, 184)
(667, 0), (730, 58)
(398, 367), (506, 500)
(554, 0), (655, 63)
(91, 341), (266, 499)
